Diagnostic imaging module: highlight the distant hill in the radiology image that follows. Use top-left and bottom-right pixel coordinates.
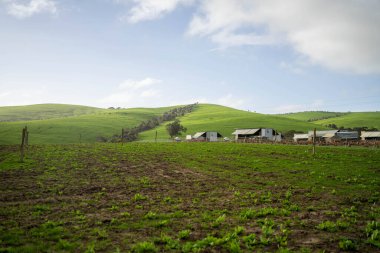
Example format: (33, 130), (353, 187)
(275, 111), (348, 122)
(314, 112), (380, 129)
(139, 104), (327, 141)
(0, 104), (177, 144)
(1, 103), (378, 144)
(0, 104), (101, 122)
(277, 111), (380, 129)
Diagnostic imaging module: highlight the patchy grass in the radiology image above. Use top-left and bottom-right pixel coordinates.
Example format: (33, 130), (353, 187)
(0, 143), (379, 252)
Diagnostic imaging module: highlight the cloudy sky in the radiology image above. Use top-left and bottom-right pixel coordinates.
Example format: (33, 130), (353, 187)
(0, 0), (379, 113)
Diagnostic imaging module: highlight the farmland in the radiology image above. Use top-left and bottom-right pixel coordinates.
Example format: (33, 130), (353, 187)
(1, 143), (379, 252)
(139, 104), (326, 141)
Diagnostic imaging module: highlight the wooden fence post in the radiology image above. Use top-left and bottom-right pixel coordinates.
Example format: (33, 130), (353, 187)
(312, 128), (316, 155)
(121, 128), (125, 145)
(155, 130), (157, 143)
(20, 126), (27, 162)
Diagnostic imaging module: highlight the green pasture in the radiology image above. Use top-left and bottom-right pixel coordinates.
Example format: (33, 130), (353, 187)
(0, 143), (379, 252)
(0, 106), (176, 144)
(314, 112), (380, 129)
(275, 111), (348, 122)
(0, 104), (101, 122)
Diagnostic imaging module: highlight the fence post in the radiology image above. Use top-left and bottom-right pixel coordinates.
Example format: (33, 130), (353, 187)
(20, 126), (27, 162)
(155, 130), (158, 143)
(121, 128), (125, 145)
(312, 128), (316, 155)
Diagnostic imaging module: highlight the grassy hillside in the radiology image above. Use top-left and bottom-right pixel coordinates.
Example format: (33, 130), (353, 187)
(140, 104), (328, 141)
(314, 112), (380, 129)
(0, 104), (101, 122)
(0, 106), (176, 144)
(276, 111), (347, 122)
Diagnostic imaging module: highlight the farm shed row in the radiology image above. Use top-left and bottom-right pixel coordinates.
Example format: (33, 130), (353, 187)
(184, 128), (283, 142)
(293, 130), (380, 142)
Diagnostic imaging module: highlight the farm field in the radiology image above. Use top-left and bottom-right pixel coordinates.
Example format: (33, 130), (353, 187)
(139, 104), (326, 141)
(1, 143), (379, 252)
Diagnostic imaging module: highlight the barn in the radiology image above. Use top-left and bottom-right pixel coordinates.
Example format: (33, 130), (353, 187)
(293, 134), (309, 142)
(192, 131), (223, 142)
(361, 131), (380, 141)
(307, 130), (359, 142)
(232, 128), (282, 141)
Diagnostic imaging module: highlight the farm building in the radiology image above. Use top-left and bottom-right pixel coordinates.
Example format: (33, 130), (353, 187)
(293, 134), (309, 142)
(361, 131), (380, 141)
(192, 131), (222, 142)
(232, 128), (282, 141)
(307, 130), (359, 142)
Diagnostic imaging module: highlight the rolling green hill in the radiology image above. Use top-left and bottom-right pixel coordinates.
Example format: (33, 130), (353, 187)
(314, 112), (380, 129)
(0, 105), (177, 144)
(139, 104), (328, 141)
(1, 103), (377, 144)
(276, 111), (380, 129)
(0, 104), (101, 122)
(275, 111), (347, 122)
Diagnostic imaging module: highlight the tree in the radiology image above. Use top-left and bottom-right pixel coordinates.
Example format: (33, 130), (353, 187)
(166, 119), (187, 138)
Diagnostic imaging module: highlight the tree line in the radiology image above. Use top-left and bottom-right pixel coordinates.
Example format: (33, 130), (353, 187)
(97, 103), (197, 142)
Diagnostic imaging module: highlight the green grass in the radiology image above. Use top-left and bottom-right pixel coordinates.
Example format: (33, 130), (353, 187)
(276, 111), (380, 129)
(275, 111), (348, 122)
(0, 143), (379, 252)
(314, 112), (380, 129)
(139, 104), (328, 140)
(0, 104), (101, 122)
(0, 106), (177, 144)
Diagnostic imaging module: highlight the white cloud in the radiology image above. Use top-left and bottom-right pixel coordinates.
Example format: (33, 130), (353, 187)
(124, 0), (380, 74)
(118, 0), (194, 23)
(99, 78), (162, 108)
(2, 0), (57, 18)
(189, 0), (380, 74)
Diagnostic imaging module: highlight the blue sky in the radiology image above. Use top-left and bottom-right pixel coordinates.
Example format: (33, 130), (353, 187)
(0, 0), (379, 113)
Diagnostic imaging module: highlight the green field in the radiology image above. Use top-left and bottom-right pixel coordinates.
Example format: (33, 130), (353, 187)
(275, 111), (348, 122)
(1, 143), (379, 252)
(1, 104), (379, 144)
(0, 105), (177, 144)
(139, 104), (326, 141)
(0, 104), (101, 122)
(314, 112), (380, 129)
(277, 111), (380, 129)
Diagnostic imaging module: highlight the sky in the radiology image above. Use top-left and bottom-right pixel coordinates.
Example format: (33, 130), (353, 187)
(0, 0), (379, 113)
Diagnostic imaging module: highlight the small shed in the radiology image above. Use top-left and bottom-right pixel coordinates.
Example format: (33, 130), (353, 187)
(193, 131), (222, 142)
(293, 134), (309, 142)
(232, 128), (282, 141)
(336, 131), (359, 140)
(307, 130), (338, 141)
(361, 131), (380, 141)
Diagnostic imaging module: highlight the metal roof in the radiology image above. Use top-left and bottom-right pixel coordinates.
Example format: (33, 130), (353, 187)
(232, 129), (260, 135)
(293, 134), (309, 140)
(307, 130), (338, 137)
(361, 131), (380, 138)
(193, 132), (206, 138)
